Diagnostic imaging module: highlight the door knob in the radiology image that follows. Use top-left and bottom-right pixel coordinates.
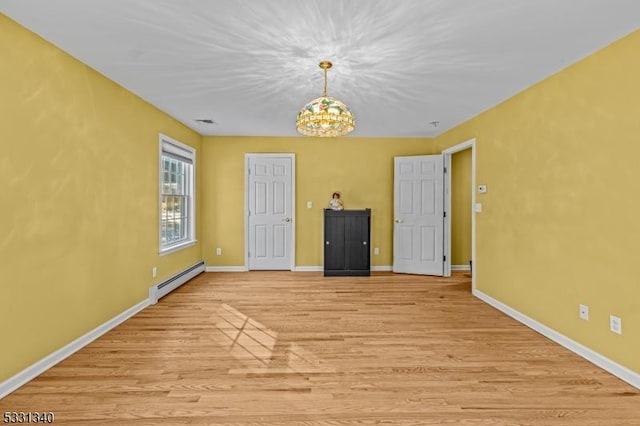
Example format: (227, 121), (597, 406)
(282, 217), (292, 222)
(394, 218), (403, 223)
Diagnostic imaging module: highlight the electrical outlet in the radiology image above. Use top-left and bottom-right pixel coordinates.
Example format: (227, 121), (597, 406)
(152, 267), (157, 278)
(610, 315), (622, 335)
(374, 247), (380, 255)
(307, 201), (313, 209)
(579, 304), (589, 320)
(216, 247), (222, 256)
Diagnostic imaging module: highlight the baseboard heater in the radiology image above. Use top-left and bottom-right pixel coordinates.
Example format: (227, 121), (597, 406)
(149, 260), (205, 304)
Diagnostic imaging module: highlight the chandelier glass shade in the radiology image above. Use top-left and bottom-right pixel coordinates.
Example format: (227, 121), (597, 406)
(296, 61), (355, 137)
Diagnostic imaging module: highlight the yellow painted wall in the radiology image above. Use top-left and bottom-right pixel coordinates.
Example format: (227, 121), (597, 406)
(434, 30), (640, 374)
(0, 15), (202, 381)
(202, 136), (434, 267)
(451, 149), (472, 266)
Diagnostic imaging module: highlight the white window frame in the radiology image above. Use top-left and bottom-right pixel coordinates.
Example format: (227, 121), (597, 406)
(159, 134), (196, 255)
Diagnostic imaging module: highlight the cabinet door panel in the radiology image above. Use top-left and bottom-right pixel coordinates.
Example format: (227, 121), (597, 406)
(324, 215), (345, 270)
(346, 215), (369, 271)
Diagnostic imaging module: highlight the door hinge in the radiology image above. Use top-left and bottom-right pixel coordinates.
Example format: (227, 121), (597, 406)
(443, 255), (446, 262)
(444, 166), (447, 173)
(443, 211), (447, 218)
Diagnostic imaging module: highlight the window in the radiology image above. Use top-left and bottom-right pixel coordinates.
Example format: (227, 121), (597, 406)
(159, 134), (195, 254)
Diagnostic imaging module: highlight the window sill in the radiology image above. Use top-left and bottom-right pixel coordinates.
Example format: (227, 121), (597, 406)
(159, 240), (197, 256)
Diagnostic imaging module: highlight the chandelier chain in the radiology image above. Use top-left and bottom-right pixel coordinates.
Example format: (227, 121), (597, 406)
(323, 67), (328, 97)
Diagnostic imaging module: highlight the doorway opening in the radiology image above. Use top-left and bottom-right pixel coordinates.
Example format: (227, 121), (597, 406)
(443, 138), (476, 291)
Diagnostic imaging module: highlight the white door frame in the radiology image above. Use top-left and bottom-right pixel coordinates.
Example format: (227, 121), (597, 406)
(244, 153), (296, 271)
(442, 138), (476, 291)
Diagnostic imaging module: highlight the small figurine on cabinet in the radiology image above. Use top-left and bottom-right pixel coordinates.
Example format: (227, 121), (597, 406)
(328, 191), (344, 210)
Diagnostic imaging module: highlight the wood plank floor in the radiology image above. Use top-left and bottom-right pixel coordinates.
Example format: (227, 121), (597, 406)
(1, 271), (639, 425)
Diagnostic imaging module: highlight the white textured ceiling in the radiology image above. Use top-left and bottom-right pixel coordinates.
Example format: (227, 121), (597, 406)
(2, 0), (639, 137)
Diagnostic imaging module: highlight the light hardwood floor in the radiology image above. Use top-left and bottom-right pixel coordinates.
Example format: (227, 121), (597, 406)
(1, 271), (639, 425)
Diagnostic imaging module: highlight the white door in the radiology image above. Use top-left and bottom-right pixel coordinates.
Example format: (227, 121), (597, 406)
(393, 155), (445, 275)
(247, 155), (293, 270)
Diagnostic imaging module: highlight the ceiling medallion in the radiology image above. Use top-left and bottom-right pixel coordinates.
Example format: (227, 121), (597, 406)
(296, 61), (355, 137)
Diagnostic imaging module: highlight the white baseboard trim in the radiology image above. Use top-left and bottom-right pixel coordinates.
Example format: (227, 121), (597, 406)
(205, 266), (248, 272)
(206, 266), (394, 273)
(371, 265), (393, 272)
(291, 265), (451, 273)
(293, 266), (393, 272)
(0, 298), (150, 400)
(293, 266), (323, 272)
(473, 288), (640, 390)
(451, 265), (471, 271)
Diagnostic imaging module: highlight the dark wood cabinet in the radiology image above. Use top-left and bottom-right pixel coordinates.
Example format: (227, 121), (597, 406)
(324, 209), (371, 276)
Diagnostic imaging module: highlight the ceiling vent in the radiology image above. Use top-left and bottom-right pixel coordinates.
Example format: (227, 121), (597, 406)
(194, 119), (216, 125)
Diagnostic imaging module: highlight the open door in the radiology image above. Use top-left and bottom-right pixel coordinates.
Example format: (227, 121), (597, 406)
(393, 155), (445, 275)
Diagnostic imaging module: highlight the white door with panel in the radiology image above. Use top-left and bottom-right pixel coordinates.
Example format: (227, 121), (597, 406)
(247, 155), (293, 270)
(393, 155), (445, 275)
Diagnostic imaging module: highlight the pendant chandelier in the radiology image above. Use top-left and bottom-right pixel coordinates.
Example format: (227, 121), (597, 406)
(296, 61), (355, 137)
